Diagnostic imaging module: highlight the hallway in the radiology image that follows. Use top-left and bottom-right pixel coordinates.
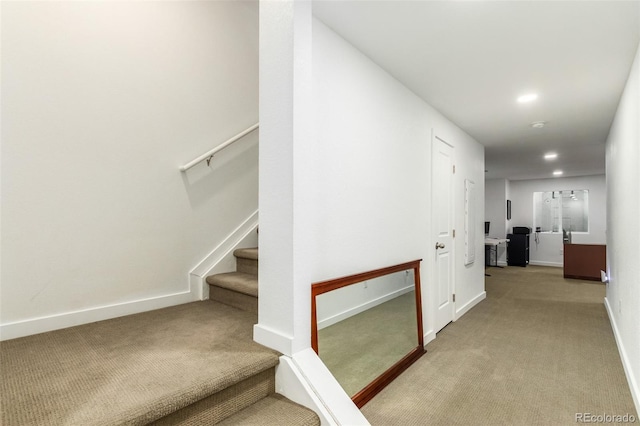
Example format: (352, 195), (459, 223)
(361, 266), (636, 425)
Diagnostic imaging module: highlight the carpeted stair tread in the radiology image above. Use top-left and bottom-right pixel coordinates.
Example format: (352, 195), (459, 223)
(0, 300), (279, 426)
(234, 247), (258, 261)
(206, 272), (258, 297)
(217, 394), (320, 426)
(150, 368), (276, 425)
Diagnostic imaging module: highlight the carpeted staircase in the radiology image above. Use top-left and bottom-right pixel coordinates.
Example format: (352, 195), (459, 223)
(1, 247), (320, 425)
(207, 248), (259, 314)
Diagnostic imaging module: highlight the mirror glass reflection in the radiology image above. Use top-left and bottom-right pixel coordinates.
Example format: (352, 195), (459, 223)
(533, 189), (589, 233)
(315, 269), (418, 397)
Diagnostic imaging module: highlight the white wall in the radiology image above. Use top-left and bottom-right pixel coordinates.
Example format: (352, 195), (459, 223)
(312, 19), (486, 342)
(1, 1), (259, 339)
(508, 175), (606, 267)
(452, 128), (486, 319)
(605, 40), (640, 412)
(257, 5), (369, 424)
(257, 13), (485, 421)
(257, 13), (485, 354)
(311, 20), (430, 283)
(485, 179), (508, 238)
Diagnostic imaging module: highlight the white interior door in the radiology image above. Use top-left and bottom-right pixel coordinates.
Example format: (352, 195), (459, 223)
(432, 134), (455, 333)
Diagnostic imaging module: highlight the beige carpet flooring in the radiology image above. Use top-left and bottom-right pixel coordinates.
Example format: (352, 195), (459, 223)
(0, 300), (279, 425)
(361, 265), (637, 425)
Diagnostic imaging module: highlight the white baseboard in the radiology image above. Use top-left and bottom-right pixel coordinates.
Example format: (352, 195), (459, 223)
(604, 297), (640, 413)
(529, 260), (563, 267)
(455, 291), (486, 319)
(189, 210), (259, 300)
(317, 286), (413, 330)
(276, 355), (337, 426)
(253, 323), (294, 356)
(423, 329), (436, 347)
(0, 290), (197, 341)
(422, 292), (485, 349)
(1, 212), (259, 341)
(288, 348), (370, 425)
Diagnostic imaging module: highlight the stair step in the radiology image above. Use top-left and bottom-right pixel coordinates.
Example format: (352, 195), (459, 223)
(0, 300), (279, 426)
(207, 272), (258, 313)
(217, 394), (320, 426)
(234, 247), (258, 260)
(207, 272), (258, 297)
(234, 247), (258, 276)
(236, 257), (258, 276)
(209, 285), (258, 313)
(151, 367), (276, 425)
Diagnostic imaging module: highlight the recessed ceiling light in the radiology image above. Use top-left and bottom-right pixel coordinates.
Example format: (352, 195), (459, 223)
(553, 170), (563, 176)
(530, 121), (546, 128)
(517, 93), (538, 103)
(544, 153), (558, 160)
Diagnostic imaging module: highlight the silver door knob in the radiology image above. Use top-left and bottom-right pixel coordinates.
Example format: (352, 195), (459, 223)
(435, 242), (445, 249)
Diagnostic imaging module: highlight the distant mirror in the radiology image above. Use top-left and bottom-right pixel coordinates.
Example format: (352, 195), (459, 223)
(311, 260), (424, 407)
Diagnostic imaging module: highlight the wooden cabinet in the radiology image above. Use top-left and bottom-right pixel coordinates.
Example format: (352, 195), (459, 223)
(563, 244), (606, 281)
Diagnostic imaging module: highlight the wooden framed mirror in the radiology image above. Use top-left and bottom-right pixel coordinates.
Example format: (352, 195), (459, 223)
(311, 260), (424, 407)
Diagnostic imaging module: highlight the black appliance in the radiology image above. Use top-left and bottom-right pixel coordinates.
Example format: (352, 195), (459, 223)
(513, 226), (532, 234)
(507, 226), (530, 267)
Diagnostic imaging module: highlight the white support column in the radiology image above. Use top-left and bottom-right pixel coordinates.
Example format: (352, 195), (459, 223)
(254, 0), (313, 356)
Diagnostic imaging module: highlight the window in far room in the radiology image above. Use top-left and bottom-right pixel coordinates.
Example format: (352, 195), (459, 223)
(533, 190), (589, 233)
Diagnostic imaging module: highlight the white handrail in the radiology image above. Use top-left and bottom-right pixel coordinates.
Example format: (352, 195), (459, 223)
(180, 122), (259, 172)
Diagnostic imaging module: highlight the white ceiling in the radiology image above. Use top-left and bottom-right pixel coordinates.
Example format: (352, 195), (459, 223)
(313, 1), (640, 181)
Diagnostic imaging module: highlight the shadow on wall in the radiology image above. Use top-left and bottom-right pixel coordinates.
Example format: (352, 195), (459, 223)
(180, 132), (258, 209)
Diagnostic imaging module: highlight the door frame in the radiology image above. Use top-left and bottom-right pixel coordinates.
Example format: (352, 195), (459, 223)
(431, 130), (456, 335)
